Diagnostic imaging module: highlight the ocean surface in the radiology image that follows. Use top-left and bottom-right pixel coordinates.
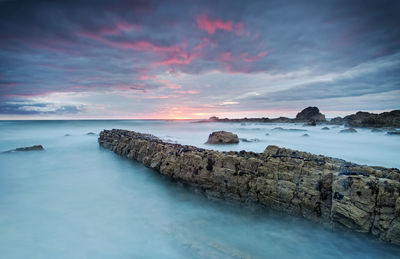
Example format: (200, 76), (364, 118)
(0, 120), (399, 258)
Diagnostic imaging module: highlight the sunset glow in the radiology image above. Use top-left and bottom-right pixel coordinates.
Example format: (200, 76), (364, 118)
(0, 0), (399, 119)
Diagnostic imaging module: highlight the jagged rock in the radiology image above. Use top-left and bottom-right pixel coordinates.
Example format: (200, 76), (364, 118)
(295, 107), (326, 123)
(340, 128), (357, 133)
(3, 145), (44, 152)
(206, 131), (239, 144)
(98, 129), (400, 245)
(321, 127), (330, 130)
(344, 110), (400, 128)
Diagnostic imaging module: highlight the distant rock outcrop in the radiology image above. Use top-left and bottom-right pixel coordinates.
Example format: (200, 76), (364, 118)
(343, 110), (400, 128)
(330, 110), (400, 128)
(206, 131), (239, 144)
(99, 129), (400, 246)
(3, 145), (44, 153)
(198, 108), (400, 129)
(295, 106), (326, 123)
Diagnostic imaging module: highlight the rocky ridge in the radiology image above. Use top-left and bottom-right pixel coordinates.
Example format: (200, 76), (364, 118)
(99, 129), (400, 245)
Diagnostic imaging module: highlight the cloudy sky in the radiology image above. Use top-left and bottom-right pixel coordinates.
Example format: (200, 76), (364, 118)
(0, 0), (399, 119)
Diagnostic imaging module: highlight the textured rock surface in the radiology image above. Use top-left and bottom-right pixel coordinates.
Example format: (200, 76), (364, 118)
(330, 110), (400, 128)
(99, 129), (400, 245)
(206, 131), (239, 144)
(295, 106), (326, 123)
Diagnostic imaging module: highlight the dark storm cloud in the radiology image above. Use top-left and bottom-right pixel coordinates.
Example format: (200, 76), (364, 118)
(0, 0), (399, 116)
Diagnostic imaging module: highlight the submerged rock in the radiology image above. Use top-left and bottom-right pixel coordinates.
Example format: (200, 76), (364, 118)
(340, 128), (357, 133)
(206, 131), (239, 144)
(86, 132), (96, 136)
(99, 129), (400, 246)
(3, 145), (44, 153)
(302, 133), (310, 137)
(240, 138), (260, 143)
(64, 134), (71, 136)
(272, 127), (307, 132)
(321, 127), (330, 130)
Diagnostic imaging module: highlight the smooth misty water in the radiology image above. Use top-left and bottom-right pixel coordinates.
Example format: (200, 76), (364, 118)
(0, 120), (399, 258)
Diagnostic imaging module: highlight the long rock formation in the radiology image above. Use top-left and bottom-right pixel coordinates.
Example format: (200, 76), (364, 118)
(99, 129), (400, 245)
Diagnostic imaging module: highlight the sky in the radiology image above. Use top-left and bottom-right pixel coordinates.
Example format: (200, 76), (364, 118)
(0, 0), (399, 119)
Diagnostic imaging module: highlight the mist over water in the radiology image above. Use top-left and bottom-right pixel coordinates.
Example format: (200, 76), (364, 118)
(0, 120), (399, 258)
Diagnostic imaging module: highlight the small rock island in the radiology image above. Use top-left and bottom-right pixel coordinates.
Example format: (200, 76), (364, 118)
(206, 131), (239, 144)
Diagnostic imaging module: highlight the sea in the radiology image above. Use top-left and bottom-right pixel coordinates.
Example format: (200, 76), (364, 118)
(0, 120), (399, 258)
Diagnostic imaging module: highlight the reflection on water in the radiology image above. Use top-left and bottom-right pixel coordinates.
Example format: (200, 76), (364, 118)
(0, 120), (399, 258)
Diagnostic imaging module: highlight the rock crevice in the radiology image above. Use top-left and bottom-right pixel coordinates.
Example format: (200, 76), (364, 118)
(99, 129), (400, 245)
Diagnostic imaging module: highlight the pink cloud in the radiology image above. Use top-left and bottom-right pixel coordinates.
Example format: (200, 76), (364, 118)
(139, 75), (157, 80)
(155, 51), (197, 66)
(234, 22), (244, 36)
(220, 52), (233, 62)
(196, 14), (232, 34)
(172, 90), (199, 94)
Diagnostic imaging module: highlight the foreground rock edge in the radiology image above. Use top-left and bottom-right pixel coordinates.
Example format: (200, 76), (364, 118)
(99, 129), (400, 245)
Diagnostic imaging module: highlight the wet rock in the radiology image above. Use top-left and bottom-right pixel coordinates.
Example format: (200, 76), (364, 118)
(302, 133), (310, 137)
(86, 132), (96, 136)
(295, 106), (326, 123)
(98, 129), (400, 246)
(387, 131), (400, 135)
(306, 120), (317, 126)
(3, 145), (44, 153)
(206, 131), (239, 144)
(340, 128), (357, 133)
(321, 127), (330, 130)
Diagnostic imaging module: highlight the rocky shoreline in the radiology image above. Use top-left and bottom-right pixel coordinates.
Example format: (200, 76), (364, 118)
(196, 107), (400, 129)
(99, 129), (400, 245)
